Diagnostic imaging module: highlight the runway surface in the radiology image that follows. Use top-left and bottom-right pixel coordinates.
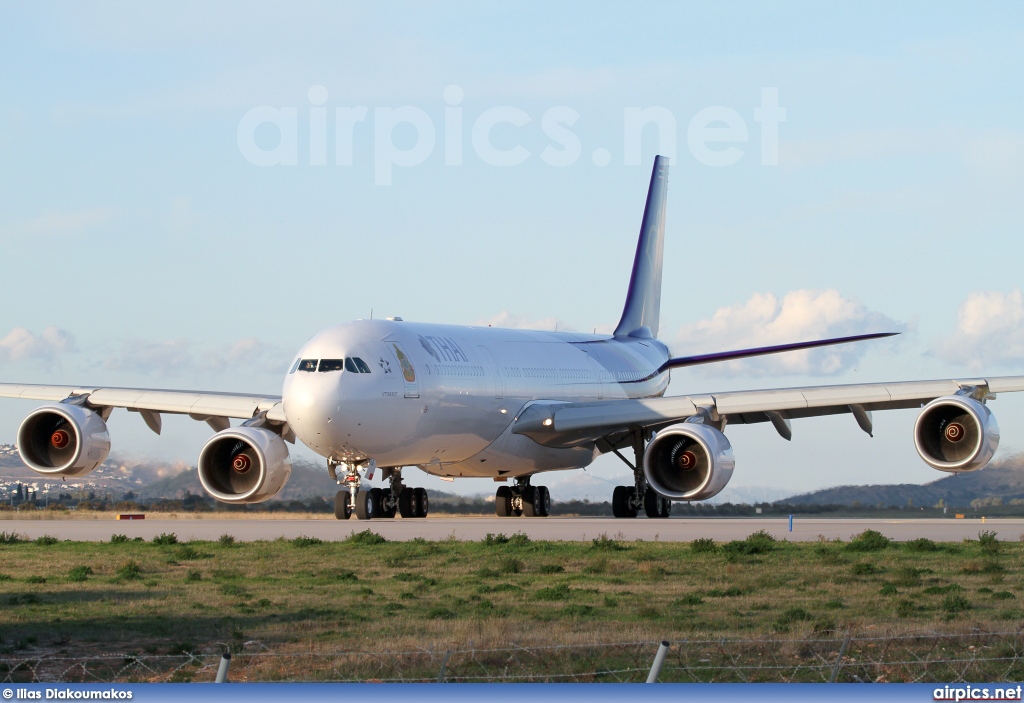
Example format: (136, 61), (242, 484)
(0, 516), (1020, 542)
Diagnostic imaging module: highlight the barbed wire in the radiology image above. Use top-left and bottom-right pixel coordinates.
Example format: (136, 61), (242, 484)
(3, 630), (1024, 683)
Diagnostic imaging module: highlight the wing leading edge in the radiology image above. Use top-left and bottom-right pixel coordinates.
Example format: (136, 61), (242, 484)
(511, 376), (1024, 449)
(0, 383), (285, 430)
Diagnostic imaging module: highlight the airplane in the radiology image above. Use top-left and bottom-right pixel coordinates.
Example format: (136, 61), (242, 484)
(1, 155), (1019, 521)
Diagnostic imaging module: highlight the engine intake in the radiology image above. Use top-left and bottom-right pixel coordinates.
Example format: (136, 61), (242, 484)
(198, 426), (291, 503)
(17, 404), (111, 477)
(643, 422), (735, 501)
(914, 395), (999, 473)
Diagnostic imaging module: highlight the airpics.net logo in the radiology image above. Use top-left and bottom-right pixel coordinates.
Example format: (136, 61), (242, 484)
(237, 85), (786, 185)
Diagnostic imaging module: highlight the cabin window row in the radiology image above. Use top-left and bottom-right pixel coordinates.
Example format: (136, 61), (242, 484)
(426, 364), (485, 377)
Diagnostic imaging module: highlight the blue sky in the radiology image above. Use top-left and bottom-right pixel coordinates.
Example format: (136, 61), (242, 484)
(2, 2), (1024, 498)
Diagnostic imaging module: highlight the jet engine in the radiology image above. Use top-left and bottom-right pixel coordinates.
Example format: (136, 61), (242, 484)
(914, 395), (999, 473)
(17, 404), (111, 477)
(198, 426), (291, 503)
(643, 422), (735, 500)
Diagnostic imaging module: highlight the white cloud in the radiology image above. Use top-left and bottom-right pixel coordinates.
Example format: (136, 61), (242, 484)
(672, 290), (903, 377)
(2, 207), (114, 238)
(104, 336), (288, 377)
(203, 337), (290, 376)
(104, 339), (194, 375)
(0, 326), (76, 364)
(933, 288), (1024, 370)
(0, 327), (75, 366)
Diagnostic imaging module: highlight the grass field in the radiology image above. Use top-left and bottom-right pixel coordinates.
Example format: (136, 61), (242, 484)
(1, 528), (1023, 680)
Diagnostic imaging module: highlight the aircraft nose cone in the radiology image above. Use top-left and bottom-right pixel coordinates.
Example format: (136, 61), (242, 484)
(282, 373), (340, 455)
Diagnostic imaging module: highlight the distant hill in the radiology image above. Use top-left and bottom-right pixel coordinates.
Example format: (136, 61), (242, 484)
(8, 440), (1024, 510)
(0, 444), (21, 468)
(139, 460), (343, 501)
(782, 453), (1024, 508)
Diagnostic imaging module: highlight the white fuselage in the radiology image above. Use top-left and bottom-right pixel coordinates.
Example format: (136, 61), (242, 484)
(281, 320), (671, 478)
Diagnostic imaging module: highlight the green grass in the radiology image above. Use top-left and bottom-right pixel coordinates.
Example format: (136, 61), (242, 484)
(1, 529), (1022, 663)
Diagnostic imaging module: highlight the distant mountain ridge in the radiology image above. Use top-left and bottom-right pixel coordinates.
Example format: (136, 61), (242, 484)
(781, 454), (1024, 508)
(138, 460), (341, 501)
(5, 441), (1024, 509)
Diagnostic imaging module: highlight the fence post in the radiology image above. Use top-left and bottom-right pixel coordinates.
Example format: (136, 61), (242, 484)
(829, 637), (850, 683)
(437, 650), (452, 683)
(215, 653), (231, 683)
(646, 640), (670, 683)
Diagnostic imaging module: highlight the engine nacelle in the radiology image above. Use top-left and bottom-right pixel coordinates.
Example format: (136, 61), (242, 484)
(17, 404), (111, 477)
(914, 395), (999, 473)
(643, 422), (735, 501)
(198, 426), (291, 503)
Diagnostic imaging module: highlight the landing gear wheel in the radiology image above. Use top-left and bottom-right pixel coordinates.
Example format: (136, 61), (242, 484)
(524, 489), (540, 517)
(495, 486), (512, 517)
(380, 488), (397, 518)
(644, 488), (671, 519)
(537, 486), (550, 517)
(355, 489), (375, 520)
(659, 495), (672, 518)
(370, 487), (384, 517)
(413, 487), (429, 518)
(334, 491), (352, 520)
(612, 486), (638, 518)
(399, 487), (415, 518)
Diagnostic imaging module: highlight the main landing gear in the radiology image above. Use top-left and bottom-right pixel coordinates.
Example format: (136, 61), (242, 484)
(330, 461), (427, 520)
(610, 431), (672, 519)
(611, 485), (670, 518)
(495, 476), (550, 517)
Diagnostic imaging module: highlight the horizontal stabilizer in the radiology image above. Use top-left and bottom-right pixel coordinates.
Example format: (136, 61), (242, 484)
(658, 332), (898, 373)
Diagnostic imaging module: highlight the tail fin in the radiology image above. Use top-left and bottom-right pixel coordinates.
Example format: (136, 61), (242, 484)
(613, 155), (669, 339)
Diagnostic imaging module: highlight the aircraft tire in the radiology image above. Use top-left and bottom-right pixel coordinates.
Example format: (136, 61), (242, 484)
(414, 487), (429, 518)
(521, 486), (538, 517)
(495, 486), (512, 517)
(380, 488), (397, 518)
(355, 489), (375, 520)
(334, 491), (352, 520)
(537, 486), (551, 517)
(399, 487), (416, 518)
(370, 487), (384, 517)
(612, 486), (630, 518)
(659, 496), (672, 518)
(644, 488), (669, 519)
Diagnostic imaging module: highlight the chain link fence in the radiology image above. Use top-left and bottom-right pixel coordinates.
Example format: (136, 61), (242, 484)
(3, 630), (1024, 683)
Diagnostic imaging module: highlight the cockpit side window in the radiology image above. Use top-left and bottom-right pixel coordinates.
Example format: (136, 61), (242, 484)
(298, 359), (318, 372)
(344, 357), (359, 373)
(353, 357), (371, 373)
(288, 358), (301, 374)
(318, 359), (345, 372)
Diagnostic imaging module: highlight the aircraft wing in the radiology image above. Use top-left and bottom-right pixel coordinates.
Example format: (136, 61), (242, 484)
(0, 383), (285, 433)
(512, 376), (1024, 449)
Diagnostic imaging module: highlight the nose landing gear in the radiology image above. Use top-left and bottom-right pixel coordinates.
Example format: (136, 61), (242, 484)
(330, 460), (427, 520)
(495, 476), (550, 517)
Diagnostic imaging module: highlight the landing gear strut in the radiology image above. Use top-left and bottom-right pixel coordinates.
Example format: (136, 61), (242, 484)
(610, 431), (671, 519)
(495, 476), (550, 517)
(330, 462), (428, 520)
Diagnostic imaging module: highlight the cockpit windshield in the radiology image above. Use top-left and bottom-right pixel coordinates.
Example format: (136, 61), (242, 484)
(299, 357), (372, 373)
(318, 359), (345, 372)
